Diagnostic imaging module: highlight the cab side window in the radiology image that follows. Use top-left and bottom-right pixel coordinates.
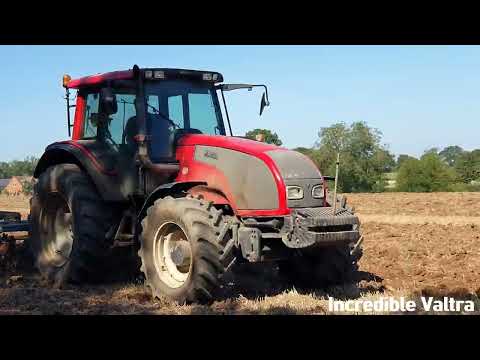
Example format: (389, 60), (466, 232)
(83, 92), (100, 138)
(82, 91), (136, 145)
(109, 94), (136, 144)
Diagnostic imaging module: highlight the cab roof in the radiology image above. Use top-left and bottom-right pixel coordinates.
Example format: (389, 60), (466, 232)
(65, 68), (224, 89)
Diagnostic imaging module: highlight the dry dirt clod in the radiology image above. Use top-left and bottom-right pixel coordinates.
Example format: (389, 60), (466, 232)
(6, 275), (23, 286)
(0, 242), (10, 256)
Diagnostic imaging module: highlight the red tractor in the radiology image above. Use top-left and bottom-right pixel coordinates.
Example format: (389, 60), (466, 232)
(29, 65), (363, 303)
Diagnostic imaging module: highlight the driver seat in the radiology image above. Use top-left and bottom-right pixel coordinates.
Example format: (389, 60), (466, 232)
(123, 114), (176, 160)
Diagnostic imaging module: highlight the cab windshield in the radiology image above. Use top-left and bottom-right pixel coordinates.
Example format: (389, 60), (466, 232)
(144, 80), (225, 136)
(80, 79), (225, 162)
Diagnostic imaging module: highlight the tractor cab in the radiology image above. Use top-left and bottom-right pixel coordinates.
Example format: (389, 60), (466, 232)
(63, 66), (269, 164)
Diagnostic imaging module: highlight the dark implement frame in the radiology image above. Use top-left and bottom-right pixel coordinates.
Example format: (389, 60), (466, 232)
(0, 211), (30, 233)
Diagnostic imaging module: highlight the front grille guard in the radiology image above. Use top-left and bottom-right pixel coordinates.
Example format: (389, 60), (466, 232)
(282, 207), (361, 249)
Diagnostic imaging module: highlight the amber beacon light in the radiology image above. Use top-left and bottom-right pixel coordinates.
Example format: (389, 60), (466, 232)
(62, 74), (71, 88)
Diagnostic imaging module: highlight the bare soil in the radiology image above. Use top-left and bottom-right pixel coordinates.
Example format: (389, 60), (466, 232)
(347, 192), (480, 217)
(0, 194), (30, 219)
(1, 193), (479, 315)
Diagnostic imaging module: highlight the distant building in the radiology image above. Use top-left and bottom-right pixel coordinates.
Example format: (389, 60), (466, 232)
(0, 177), (26, 195)
(16, 176), (34, 184)
(0, 179), (9, 192)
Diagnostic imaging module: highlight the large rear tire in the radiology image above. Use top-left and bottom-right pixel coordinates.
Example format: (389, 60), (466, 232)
(139, 195), (236, 304)
(30, 164), (114, 286)
(278, 244), (363, 289)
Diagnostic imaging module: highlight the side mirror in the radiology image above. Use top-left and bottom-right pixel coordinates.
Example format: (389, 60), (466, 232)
(260, 92), (269, 116)
(100, 87), (118, 115)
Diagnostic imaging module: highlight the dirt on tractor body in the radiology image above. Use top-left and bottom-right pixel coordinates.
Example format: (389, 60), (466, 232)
(0, 193), (479, 315)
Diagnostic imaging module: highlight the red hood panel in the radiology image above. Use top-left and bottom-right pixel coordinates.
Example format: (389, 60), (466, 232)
(177, 134), (285, 155)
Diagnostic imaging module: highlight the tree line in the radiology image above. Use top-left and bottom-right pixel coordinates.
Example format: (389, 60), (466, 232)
(395, 146), (480, 192)
(0, 157), (38, 195)
(0, 156), (38, 179)
(245, 124), (480, 193)
(0, 127), (477, 194)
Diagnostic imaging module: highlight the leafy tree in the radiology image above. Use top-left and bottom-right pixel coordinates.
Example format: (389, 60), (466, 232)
(0, 156), (38, 178)
(454, 149), (480, 183)
(396, 158), (425, 192)
(396, 154), (417, 169)
(439, 145), (464, 167)
(303, 121), (395, 192)
(245, 129), (283, 146)
(20, 178), (34, 195)
(396, 152), (457, 192)
(314, 123), (349, 153)
(423, 147), (440, 156)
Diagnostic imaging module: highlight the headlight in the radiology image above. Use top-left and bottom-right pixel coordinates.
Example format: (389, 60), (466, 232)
(312, 184), (324, 199)
(286, 185), (304, 200)
(154, 70), (165, 79)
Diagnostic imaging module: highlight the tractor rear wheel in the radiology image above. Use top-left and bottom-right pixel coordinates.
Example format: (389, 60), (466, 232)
(30, 164), (113, 287)
(278, 244), (363, 289)
(139, 195), (235, 304)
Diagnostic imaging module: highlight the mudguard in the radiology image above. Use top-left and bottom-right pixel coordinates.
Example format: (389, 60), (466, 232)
(137, 181), (207, 222)
(34, 140), (136, 202)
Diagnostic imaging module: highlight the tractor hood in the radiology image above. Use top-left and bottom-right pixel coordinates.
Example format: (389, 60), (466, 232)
(178, 134), (322, 180)
(177, 134), (324, 212)
(178, 134), (280, 154)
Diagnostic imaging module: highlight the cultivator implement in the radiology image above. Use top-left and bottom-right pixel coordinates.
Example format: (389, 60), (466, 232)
(0, 211), (29, 269)
(0, 211), (29, 233)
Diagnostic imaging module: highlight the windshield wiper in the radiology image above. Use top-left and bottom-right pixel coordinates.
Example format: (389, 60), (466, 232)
(118, 99), (181, 129)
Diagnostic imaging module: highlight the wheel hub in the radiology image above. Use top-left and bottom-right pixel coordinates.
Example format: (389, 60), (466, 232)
(41, 194), (73, 267)
(170, 241), (191, 267)
(153, 222), (193, 289)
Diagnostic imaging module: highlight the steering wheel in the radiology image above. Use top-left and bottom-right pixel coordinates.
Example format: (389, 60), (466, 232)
(96, 116), (119, 151)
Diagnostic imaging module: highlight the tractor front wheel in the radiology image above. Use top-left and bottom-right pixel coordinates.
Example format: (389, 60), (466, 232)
(139, 195), (235, 304)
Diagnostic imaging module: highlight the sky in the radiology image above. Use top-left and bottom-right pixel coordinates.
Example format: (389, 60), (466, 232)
(0, 45), (479, 161)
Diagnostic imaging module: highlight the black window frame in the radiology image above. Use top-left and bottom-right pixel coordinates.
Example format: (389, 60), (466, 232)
(143, 80), (227, 137)
(79, 85), (137, 144)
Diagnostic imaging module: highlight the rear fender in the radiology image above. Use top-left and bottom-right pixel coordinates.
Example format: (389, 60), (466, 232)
(34, 141), (127, 201)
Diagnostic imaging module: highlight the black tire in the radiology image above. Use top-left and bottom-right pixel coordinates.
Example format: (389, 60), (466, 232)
(30, 164), (114, 287)
(278, 244), (363, 289)
(139, 195), (236, 304)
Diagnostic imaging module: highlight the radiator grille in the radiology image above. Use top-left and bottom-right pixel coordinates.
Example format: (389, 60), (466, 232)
(296, 207), (351, 218)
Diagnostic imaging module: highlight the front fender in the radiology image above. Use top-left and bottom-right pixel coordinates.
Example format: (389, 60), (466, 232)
(137, 181), (207, 224)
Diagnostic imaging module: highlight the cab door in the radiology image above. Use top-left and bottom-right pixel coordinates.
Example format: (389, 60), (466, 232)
(72, 89), (139, 201)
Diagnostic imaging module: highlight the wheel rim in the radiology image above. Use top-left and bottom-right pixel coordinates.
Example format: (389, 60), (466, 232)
(153, 222), (192, 289)
(39, 194), (73, 267)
